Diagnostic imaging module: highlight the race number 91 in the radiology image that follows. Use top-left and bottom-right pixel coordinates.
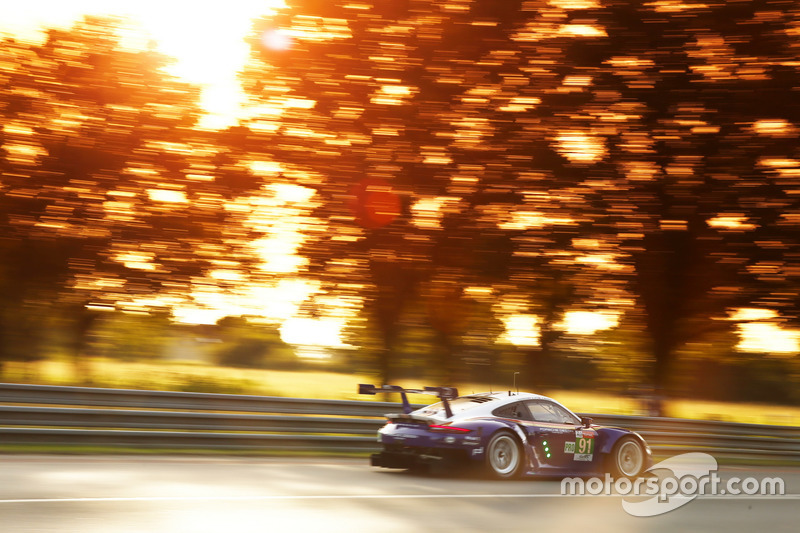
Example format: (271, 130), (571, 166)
(576, 436), (594, 455)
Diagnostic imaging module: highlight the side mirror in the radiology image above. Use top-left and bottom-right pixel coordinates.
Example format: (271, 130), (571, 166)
(581, 416), (593, 428)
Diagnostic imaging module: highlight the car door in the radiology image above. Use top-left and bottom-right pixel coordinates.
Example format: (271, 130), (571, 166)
(521, 400), (582, 469)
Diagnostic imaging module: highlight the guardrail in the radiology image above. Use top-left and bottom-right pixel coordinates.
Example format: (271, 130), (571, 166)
(1, 383), (798, 462)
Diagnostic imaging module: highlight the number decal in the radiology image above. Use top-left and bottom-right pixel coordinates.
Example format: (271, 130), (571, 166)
(576, 436), (594, 455)
(573, 431), (595, 461)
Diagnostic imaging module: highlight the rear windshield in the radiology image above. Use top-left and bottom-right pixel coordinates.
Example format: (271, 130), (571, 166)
(416, 395), (497, 418)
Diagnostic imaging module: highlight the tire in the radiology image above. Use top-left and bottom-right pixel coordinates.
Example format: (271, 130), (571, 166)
(609, 437), (645, 478)
(485, 431), (523, 479)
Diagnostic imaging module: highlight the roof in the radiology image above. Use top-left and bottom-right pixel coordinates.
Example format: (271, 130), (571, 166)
(412, 390), (564, 421)
(463, 391), (551, 402)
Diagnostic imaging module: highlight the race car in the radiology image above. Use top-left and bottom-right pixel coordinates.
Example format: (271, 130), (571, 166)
(359, 384), (652, 479)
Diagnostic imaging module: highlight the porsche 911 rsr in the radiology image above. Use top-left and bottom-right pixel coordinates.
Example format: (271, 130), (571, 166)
(359, 384), (652, 479)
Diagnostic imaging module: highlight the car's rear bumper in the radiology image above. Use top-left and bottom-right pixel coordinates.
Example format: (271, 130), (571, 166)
(371, 447), (470, 469)
(371, 451), (426, 469)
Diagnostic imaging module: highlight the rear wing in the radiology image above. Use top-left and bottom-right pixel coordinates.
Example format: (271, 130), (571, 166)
(358, 384), (459, 418)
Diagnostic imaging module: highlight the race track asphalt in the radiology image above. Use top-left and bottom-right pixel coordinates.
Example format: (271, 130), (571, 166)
(0, 455), (797, 532)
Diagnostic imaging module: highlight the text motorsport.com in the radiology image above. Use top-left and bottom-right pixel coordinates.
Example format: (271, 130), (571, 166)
(560, 452), (786, 517)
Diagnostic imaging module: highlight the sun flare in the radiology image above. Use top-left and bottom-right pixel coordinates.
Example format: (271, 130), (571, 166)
(0, 0), (286, 129)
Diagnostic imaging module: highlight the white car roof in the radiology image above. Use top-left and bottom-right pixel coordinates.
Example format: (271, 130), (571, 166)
(468, 391), (549, 402)
(412, 391), (572, 421)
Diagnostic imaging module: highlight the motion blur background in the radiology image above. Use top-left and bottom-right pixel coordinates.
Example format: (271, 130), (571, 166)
(1, 0), (799, 417)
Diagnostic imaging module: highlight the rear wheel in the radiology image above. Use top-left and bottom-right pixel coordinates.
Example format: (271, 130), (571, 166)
(486, 431), (522, 479)
(609, 437), (645, 478)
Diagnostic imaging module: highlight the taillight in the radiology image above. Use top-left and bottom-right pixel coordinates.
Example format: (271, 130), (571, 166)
(429, 424), (471, 433)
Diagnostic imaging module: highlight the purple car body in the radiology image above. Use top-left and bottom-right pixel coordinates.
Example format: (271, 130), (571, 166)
(360, 384), (652, 479)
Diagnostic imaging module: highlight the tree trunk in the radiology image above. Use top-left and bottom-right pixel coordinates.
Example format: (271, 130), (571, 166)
(524, 345), (553, 390)
(523, 315), (560, 390)
(434, 330), (459, 385)
(378, 341), (394, 386)
(69, 305), (98, 386)
(647, 341), (672, 416)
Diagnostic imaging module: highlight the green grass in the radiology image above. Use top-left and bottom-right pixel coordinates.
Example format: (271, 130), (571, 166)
(2, 358), (799, 426)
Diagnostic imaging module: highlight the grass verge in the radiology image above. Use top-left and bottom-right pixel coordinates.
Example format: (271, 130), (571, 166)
(2, 358), (799, 425)
(0, 444), (371, 457)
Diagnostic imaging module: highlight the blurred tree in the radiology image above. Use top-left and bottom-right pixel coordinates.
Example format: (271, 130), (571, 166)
(238, 0), (621, 385)
(237, 0), (799, 399)
(0, 17), (261, 377)
(213, 316), (296, 369)
(563, 0), (800, 399)
(89, 310), (172, 362)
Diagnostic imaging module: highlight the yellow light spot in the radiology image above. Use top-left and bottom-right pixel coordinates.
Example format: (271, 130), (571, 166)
(260, 28), (292, 51)
(621, 161), (660, 181)
(647, 1), (709, 13)
(501, 314), (540, 347)
(548, 0), (599, 8)
(251, 236), (306, 273)
(759, 158), (799, 168)
(498, 96), (541, 112)
(498, 211), (574, 231)
(422, 155), (453, 165)
(558, 311), (619, 334)
(607, 56), (654, 68)
(411, 196), (460, 230)
(737, 323), (800, 354)
(147, 189), (188, 203)
(173, 278), (320, 325)
(209, 270), (244, 282)
(250, 160), (283, 175)
(752, 119), (796, 137)
(576, 253), (626, 271)
(555, 132), (606, 163)
(730, 308), (778, 321)
(380, 85), (412, 96)
(103, 200), (135, 222)
(572, 239), (601, 249)
(2, 143), (46, 164)
(280, 317), (347, 347)
(708, 216), (757, 231)
(563, 75), (592, 86)
(464, 286), (494, 299)
(171, 307), (228, 325)
(659, 219), (688, 231)
(373, 127), (400, 136)
(2, 123), (35, 136)
(271, 183), (315, 204)
(559, 24), (607, 37)
(115, 252), (157, 271)
(282, 98), (316, 109)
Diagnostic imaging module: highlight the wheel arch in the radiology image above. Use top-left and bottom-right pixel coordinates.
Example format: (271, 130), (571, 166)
(597, 427), (648, 456)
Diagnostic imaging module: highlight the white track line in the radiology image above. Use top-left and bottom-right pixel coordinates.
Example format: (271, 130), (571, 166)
(1, 493), (798, 504)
